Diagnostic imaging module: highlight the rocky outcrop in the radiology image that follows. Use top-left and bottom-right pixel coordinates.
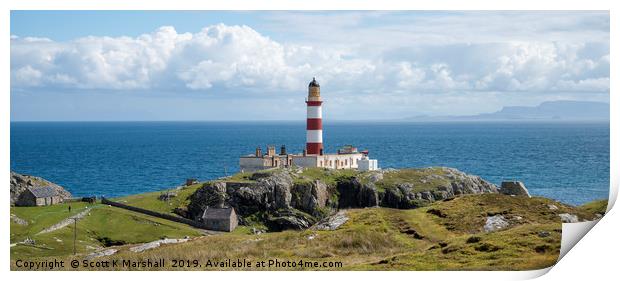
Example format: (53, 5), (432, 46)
(337, 178), (379, 208)
(380, 167), (498, 208)
(265, 209), (317, 231)
(186, 167), (501, 231)
(484, 215), (509, 232)
(10, 171), (72, 205)
(188, 171), (327, 230)
(311, 211), (349, 230)
(558, 213), (579, 223)
(499, 181), (531, 197)
(291, 180), (330, 216)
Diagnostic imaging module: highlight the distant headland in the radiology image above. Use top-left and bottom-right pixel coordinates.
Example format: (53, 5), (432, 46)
(406, 100), (609, 122)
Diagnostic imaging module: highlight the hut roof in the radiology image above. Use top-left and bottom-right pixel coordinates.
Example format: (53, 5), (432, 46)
(202, 207), (235, 220)
(28, 186), (59, 198)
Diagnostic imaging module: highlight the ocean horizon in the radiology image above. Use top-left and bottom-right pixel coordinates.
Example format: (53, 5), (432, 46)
(10, 121), (610, 206)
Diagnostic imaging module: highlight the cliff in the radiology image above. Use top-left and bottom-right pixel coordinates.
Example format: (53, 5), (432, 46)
(186, 167), (504, 230)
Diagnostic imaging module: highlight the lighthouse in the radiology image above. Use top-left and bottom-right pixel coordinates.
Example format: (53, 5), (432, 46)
(306, 77), (323, 155)
(239, 77), (378, 172)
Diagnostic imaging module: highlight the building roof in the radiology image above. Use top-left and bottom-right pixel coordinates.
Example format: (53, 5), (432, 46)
(308, 77), (320, 87)
(28, 186), (59, 198)
(202, 207), (235, 220)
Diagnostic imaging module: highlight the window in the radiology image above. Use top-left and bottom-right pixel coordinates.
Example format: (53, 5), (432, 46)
(345, 159), (348, 165)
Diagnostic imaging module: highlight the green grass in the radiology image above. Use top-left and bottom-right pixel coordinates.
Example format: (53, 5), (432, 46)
(113, 183), (204, 215)
(374, 167), (451, 193)
(10, 202), (203, 260)
(295, 168), (360, 186)
(578, 199), (608, 215)
(365, 223), (562, 270)
(10, 202), (91, 235)
(423, 194), (600, 234)
(226, 171), (259, 182)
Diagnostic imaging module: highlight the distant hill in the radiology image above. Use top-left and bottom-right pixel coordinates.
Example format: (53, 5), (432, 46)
(406, 100), (610, 121)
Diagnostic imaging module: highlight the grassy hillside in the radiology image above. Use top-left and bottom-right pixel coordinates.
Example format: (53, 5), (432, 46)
(13, 194), (605, 271)
(10, 201), (203, 259)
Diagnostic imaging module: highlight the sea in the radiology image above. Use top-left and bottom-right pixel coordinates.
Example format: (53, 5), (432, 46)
(10, 121), (610, 206)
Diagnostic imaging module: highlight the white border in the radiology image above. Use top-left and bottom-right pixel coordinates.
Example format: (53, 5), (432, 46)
(2, 1), (617, 280)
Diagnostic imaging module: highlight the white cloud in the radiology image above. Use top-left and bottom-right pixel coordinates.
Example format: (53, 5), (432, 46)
(13, 65), (43, 86)
(11, 17), (609, 103)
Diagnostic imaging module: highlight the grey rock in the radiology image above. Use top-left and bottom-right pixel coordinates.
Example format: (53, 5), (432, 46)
(379, 168), (498, 209)
(499, 181), (531, 197)
(86, 249), (118, 259)
(420, 191), (435, 202)
(11, 214), (28, 226)
(558, 213), (579, 223)
(158, 191), (177, 201)
(538, 231), (551, 238)
(484, 215), (510, 232)
(257, 172), (293, 209)
(548, 204), (559, 210)
(312, 211), (349, 231)
(266, 209), (314, 230)
(187, 181), (230, 218)
(129, 238), (189, 253)
(367, 172), (383, 183)
(291, 180), (329, 215)
(337, 177), (378, 208)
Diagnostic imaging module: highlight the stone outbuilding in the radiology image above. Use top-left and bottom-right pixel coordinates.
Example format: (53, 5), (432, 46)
(16, 186), (64, 206)
(201, 207), (238, 232)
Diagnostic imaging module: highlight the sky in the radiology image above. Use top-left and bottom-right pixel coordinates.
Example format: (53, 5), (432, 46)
(10, 11), (610, 121)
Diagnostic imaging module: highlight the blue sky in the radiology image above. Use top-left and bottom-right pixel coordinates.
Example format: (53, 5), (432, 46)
(10, 11), (610, 121)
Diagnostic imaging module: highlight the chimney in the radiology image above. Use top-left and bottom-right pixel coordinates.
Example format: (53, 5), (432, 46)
(280, 145), (287, 155)
(255, 147), (262, 157)
(303, 149), (307, 156)
(319, 148), (324, 155)
(267, 146), (276, 156)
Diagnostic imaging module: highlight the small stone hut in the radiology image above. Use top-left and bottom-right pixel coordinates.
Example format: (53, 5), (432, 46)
(17, 186), (63, 206)
(201, 207), (238, 232)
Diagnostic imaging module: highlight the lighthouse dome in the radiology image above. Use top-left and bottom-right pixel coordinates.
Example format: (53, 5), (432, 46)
(308, 77), (320, 87)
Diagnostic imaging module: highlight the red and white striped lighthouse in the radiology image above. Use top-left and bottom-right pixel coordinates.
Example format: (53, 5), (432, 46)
(306, 77), (323, 155)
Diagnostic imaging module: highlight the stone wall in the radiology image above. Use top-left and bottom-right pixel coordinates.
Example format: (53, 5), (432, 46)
(101, 197), (208, 230)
